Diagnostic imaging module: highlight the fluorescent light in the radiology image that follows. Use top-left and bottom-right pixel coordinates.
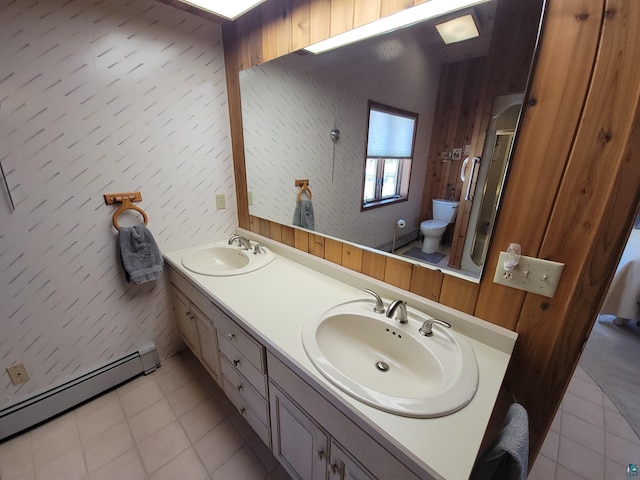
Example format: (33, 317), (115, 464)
(304, 0), (490, 54)
(177, 0), (266, 20)
(436, 14), (479, 44)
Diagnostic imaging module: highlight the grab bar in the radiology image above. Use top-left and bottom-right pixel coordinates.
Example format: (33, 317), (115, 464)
(464, 157), (480, 201)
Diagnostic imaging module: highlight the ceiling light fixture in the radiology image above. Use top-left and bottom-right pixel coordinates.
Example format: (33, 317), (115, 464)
(304, 0), (489, 54)
(177, 0), (266, 20)
(436, 14), (480, 44)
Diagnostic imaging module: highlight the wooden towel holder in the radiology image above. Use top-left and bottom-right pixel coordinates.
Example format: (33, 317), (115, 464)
(295, 179), (312, 201)
(104, 192), (148, 231)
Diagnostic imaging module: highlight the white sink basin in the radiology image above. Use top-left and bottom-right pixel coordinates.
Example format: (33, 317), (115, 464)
(181, 241), (275, 276)
(302, 299), (478, 418)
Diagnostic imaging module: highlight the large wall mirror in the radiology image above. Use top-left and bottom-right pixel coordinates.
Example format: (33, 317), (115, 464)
(240, 0), (543, 282)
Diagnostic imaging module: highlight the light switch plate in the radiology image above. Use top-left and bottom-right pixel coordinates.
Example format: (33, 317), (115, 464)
(247, 190), (253, 206)
(493, 251), (565, 298)
(7, 364), (29, 385)
(215, 193), (226, 210)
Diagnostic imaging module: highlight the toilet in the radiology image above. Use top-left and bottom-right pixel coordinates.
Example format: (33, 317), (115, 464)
(420, 199), (459, 254)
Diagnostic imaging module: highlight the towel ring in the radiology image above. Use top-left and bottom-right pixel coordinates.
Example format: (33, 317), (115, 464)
(112, 197), (148, 231)
(297, 184), (312, 202)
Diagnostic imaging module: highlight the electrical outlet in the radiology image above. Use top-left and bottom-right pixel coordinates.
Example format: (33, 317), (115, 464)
(247, 190), (253, 206)
(7, 364), (29, 385)
(493, 251), (565, 298)
(215, 193), (226, 210)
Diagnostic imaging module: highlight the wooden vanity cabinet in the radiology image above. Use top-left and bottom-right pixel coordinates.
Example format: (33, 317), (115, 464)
(169, 270), (222, 385)
(167, 266), (427, 479)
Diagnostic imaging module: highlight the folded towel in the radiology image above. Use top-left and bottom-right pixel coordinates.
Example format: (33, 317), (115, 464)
(292, 199), (315, 231)
(470, 403), (529, 480)
(119, 223), (164, 284)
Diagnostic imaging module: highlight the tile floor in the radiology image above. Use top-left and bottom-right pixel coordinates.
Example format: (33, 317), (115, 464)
(2, 350), (639, 480)
(0, 350), (290, 480)
(528, 365), (640, 480)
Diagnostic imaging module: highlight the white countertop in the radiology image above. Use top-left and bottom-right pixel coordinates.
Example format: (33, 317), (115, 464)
(163, 231), (517, 480)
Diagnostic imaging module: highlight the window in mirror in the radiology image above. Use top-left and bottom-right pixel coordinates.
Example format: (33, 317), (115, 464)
(362, 102), (418, 210)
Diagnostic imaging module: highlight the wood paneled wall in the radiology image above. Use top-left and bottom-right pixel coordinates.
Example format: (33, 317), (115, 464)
(223, 0), (640, 465)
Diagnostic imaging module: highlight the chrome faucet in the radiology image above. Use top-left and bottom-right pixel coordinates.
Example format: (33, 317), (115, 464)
(228, 234), (251, 250)
(253, 243), (266, 255)
(419, 318), (451, 336)
(364, 289), (385, 314)
(386, 300), (408, 324)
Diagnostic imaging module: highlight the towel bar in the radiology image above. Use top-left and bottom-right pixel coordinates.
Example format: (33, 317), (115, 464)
(104, 192), (148, 231)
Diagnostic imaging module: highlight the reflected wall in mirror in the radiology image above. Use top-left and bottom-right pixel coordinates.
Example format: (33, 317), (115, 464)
(240, 0), (543, 281)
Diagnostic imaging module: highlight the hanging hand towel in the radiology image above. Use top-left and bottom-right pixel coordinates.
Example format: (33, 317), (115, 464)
(119, 223), (164, 284)
(292, 199), (315, 231)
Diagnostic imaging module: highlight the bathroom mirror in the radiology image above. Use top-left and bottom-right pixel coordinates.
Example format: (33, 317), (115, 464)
(240, 1), (541, 281)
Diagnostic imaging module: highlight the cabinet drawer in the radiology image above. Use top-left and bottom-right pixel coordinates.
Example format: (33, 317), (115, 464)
(222, 358), (269, 421)
(218, 335), (267, 397)
(212, 304), (265, 374)
(224, 377), (270, 448)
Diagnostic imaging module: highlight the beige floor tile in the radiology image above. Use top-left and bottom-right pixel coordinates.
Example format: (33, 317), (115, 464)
(247, 434), (279, 472)
(137, 420), (190, 474)
(229, 411), (257, 441)
(605, 458), (630, 480)
(604, 431), (640, 466)
(82, 420), (134, 473)
(76, 395), (125, 443)
(555, 465), (589, 480)
(210, 445), (268, 480)
(34, 445), (87, 480)
(267, 464), (293, 480)
(0, 433), (34, 480)
(155, 359), (198, 396)
(149, 447), (208, 480)
(88, 450), (146, 480)
(31, 411), (80, 467)
(602, 394), (620, 413)
(128, 397), (177, 443)
(561, 412), (605, 455)
(119, 377), (164, 417)
(527, 454), (556, 480)
(566, 376), (604, 406)
(166, 377), (211, 417)
(561, 392), (605, 429)
(539, 429), (560, 462)
(603, 408), (640, 445)
(550, 408), (562, 433)
(179, 397), (227, 443)
(557, 437), (604, 480)
(194, 418), (245, 474)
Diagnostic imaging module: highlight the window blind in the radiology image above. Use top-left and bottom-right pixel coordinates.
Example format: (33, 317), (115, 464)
(367, 108), (416, 158)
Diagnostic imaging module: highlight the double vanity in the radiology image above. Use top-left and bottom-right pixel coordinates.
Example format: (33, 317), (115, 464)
(163, 230), (517, 479)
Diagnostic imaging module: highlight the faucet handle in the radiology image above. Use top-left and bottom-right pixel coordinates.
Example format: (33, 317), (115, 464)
(253, 243), (266, 255)
(419, 318), (451, 336)
(364, 289), (385, 314)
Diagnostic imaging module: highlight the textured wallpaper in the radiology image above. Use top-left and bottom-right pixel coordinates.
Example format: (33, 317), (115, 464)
(0, 0), (236, 406)
(241, 31), (440, 248)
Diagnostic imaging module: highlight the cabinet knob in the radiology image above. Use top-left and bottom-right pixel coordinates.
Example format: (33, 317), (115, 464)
(330, 462), (341, 475)
(317, 450), (325, 460)
(240, 407), (246, 415)
(227, 333), (235, 341)
(236, 384), (243, 392)
(233, 359), (241, 367)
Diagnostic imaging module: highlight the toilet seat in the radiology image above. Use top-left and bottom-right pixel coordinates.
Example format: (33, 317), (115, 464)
(421, 220), (448, 229)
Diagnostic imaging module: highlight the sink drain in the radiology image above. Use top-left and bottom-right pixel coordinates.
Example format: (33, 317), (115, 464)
(375, 361), (390, 372)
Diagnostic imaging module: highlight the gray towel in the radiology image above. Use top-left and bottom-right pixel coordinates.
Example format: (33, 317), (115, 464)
(470, 403), (529, 480)
(119, 223), (164, 284)
(292, 199), (315, 231)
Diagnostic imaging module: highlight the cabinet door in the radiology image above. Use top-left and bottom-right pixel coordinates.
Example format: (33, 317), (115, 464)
(329, 440), (374, 480)
(172, 288), (199, 355)
(270, 383), (328, 480)
(193, 306), (221, 384)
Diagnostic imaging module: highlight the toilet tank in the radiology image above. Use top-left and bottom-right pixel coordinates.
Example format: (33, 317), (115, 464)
(432, 199), (459, 223)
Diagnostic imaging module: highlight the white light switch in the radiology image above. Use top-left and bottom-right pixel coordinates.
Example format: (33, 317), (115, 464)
(215, 193), (226, 210)
(493, 251), (564, 298)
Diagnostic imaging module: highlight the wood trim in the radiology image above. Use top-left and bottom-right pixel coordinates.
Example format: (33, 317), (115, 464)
(222, 22), (251, 229)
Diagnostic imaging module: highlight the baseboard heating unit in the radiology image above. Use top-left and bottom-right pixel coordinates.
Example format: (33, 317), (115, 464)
(0, 342), (160, 441)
